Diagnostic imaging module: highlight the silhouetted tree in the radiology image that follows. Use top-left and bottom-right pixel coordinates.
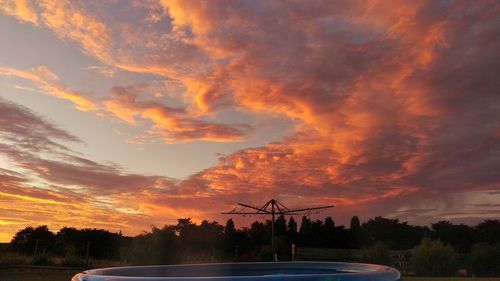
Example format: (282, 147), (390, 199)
(350, 216), (361, 229)
(247, 221), (270, 261)
(249, 221), (268, 249)
(332, 225), (350, 248)
(298, 216), (312, 246)
(8, 217), (500, 266)
(176, 218), (197, 255)
(55, 227), (81, 257)
(349, 216), (364, 248)
(11, 225), (55, 255)
(224, 219), (236, 236)
(198, 220), (224, 258)
(324, 217), (335, 230)
(233, 228), (251, 261)
(287, 217), (297, 233)
(363, 217), (425, 249)
(475, 220), (500, 244)
(173, 218), (225, 262)
(323, 217), (335, 247)
(432, 221), (474, 253)
(128, 226), (179, 265)
(271, 215), (288, 260)
(222, 219), (236, 259)
(287, 217), (298, 243)
(275, 215), (287, 236)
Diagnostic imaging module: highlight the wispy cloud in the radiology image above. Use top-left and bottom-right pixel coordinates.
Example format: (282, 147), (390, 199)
(0, 66), (97, 111)
(86, 65), (116, 77)
(0, 96), (80, 151)
(0, 98), (177, 239)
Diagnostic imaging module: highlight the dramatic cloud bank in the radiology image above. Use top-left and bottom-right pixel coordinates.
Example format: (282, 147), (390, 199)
(0, 0), (499, 240)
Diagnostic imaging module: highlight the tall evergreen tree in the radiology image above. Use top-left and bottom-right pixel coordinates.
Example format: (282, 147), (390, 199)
(224, 219), (236, 236)
(325, 217), (335, 229)
(349, 216), (363, 248)
(275, 215), (287, 236)
(287, 217), (298, 244)
(287, 217), (297, 234)
(299, 216), (312, 246)
(350, 216), (361, 229)
(299, 216), (312, 236)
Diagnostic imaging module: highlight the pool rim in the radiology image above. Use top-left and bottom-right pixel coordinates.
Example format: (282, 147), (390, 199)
(72, 261), (402, 281)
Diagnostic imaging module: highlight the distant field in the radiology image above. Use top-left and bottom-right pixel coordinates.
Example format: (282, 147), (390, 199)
(1, 267), (500, 281)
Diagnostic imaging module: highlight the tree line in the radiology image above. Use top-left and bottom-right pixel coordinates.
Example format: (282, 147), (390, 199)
(5, 216), (500, 276)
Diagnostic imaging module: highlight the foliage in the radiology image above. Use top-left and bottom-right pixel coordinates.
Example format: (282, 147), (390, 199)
(224, 219), (236, 236)
(0, 252), (29, 265)
(31, 254), (54, 266)
(475, 220), (500, 244)
(361, 242), (392, 265)
(61, 255), (86, 267)
(468, 242), (500, 277)
(5, 217), (500, 273)
(274, 215), (287, 236)
(350, 216), (361, 229)
(287, 217), (298, 243)
(299, 216), (312, 239)
(363, 217), (429, 250)
(349, 216), (364, 248)
(127, 226), (179, 265)
(412, 238), (460, 277)
(55, 227), (125, 260)
(431, 221), (474, 253)
(11, 225), (56, 255)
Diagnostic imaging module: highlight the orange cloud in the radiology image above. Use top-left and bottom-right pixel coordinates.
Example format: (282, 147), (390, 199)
(39, 0), (112, 62)
(1, 0), (499, 239)
(105, 86), (249, 143)
(0, 0), (113, 63)
(0, 0), (39, 24)
(155, 0), (499, 225)
(0, 66), (97, 111)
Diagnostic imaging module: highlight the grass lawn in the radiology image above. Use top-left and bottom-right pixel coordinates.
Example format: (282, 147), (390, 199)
(405, 277), (500, 281)
(0, 267), (82, 281)
(1, 267), (500, 281)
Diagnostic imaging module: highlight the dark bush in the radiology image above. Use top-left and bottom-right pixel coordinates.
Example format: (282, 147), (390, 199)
(31, 254), (54, 266)
(0, 252), (28, 265)
(127, 226), (180, 265)
(468, 242), (500, 277)
(412, 238), (460, 276)
(61, 255), (85, 267)
(361, 242), (391, 265)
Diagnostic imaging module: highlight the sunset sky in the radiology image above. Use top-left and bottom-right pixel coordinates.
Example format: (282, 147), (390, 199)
(0, 0), (499, 242)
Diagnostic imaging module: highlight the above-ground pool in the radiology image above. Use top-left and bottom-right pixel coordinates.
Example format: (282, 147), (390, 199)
(71, 262), (403, 281)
